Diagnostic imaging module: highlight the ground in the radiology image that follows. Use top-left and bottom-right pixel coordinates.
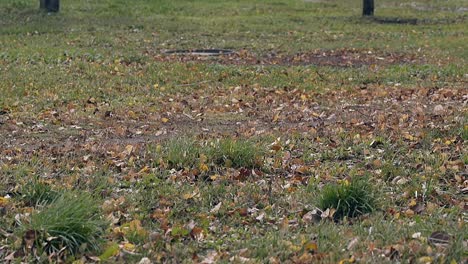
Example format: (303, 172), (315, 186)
(0, 0), (467, 263)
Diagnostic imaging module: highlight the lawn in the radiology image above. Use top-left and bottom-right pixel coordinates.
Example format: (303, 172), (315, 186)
(0, 0), (467, 263)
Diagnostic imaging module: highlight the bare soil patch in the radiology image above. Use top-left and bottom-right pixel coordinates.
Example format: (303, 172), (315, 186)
(1, 85), (465, 167)
(154, 49), (422, 67)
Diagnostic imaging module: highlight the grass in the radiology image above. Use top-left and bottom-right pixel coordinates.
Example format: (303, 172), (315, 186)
(0, 0), (466, 262)
(209, 138), (264, 169)
(21, 192), (106, 257)
(318, 176), (378, 220)
(159, 137), (201, 169)
(158, 137), (264, 170)
(19, 180), (61, 207)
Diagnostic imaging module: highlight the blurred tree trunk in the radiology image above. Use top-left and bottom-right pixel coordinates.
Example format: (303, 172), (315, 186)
(363, 0), (374, 16)
(40, 0), (59, 12)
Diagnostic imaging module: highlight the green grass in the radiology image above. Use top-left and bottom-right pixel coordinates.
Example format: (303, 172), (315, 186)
(159, 137), (201, 169)
(209, 138), (264, 169)
(318, 176), (378, 220)
(0, 0), (466, 262)
(19, 180), (61, 207)
(158, 137), (264, 170)
(21, 192), (106, 256)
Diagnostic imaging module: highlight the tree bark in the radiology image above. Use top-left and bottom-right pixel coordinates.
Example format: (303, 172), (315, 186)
(40, 0), (59, 12)
(363, 0), (374, 16)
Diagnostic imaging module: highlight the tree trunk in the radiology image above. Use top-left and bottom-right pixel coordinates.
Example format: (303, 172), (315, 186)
(40, 0), (59, 12)
(363, 0), (374, 16)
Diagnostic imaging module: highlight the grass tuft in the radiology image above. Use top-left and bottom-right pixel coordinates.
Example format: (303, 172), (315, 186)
(209, 138), (263, 169)
(159, 137), (264, 170)
(318, 176), (378, 220)
(161, 138), (201, 169)
(22, 192), (106, 256)
(20, 180), (61, 207)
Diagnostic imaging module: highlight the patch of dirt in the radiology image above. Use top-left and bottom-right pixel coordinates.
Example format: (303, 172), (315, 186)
(367, 16), (465, 25)
(154, 49), (423, 67)
(1, 85), (466, 164)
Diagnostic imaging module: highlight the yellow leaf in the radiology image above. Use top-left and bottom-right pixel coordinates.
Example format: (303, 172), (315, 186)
(121, 220), (147, 237)
(339, 256), (355, 264)
(272, 113), (280, 122)
(417, 256), (432, 264)
(338, 179), (350, 186)
(200, 163), (209, 172)
(161, 117), (169, 123)
(124, 145), (134, 156)
(123, 242), (135, 251)
(138, 166), (150, 174)
(0, 197), (9, 206)
(127, 110), (137, 119)
(183, 192), (194, 200)
(304, 241), (318, 252)
(404, 133), (417, 141)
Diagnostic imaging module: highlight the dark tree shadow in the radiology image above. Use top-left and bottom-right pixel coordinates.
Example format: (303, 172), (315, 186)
(370, 17), (418, 25)
(361, 16), (464, 25)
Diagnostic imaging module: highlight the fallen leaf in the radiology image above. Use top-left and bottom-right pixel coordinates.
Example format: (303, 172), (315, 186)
(238, 207), (248, 217)
(200, 163), (209, 172)
(304, 241), (318, 252)
(418, 256), (432, 264)
(428, 231), (450, 246)
(433, 105), (444, 115)
(302, 209), (322, 224)
(210, 202), (222, 214)
(347, 237), (359, 251)
(99, 243), (120, 261)
(338, 255), (355, 264)
(200, 250), (218, 264)
(123, 242), (136, 251)
(138, 257), (152, 264)
(190, 227), (204, 241)
(0, 197), (9, 207)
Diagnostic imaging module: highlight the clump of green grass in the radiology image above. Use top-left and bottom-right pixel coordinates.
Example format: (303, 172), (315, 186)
(209, 138), (263, 168)
(160, 138), (201, 169)
(318, 177), (378, 220)
(22, 192), (107, 256)
(158, 137), (264, 170)
(20, 180), (61, 207)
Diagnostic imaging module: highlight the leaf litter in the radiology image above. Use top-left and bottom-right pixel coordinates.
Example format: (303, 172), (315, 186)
(0, 49), (466, 262)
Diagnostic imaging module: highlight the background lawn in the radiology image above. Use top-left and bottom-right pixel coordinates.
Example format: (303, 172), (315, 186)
(0, 0), (466, 263)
